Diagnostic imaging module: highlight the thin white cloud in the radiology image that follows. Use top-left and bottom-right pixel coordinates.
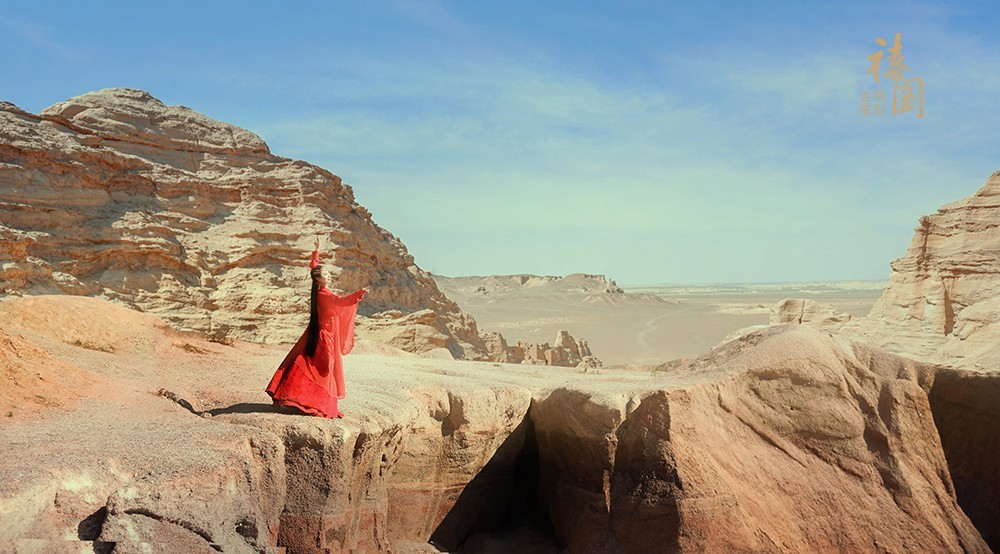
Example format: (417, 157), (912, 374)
(0, 16), (88, 62)
(247, 7), (999, 284)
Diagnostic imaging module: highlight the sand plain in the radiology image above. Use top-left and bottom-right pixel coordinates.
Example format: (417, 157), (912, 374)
(435, 277), (886, 366)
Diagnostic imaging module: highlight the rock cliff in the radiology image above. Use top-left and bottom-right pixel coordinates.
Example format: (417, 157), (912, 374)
(0, 296), (990, 552)
(0, 89), (486, 358)
(847, 171), (1000, 371)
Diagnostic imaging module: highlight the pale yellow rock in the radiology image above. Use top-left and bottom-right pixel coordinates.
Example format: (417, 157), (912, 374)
(0, 89), (487, 359)
(482, 329), (603, 367)
(769, 298), (852, 330)
(846, 171), (1000, 371)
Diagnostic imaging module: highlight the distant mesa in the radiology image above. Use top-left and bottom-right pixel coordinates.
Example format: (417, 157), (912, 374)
(435, 273), (622, 294)
(483, 329), (602, 369)
(434, 273), (675, 305)
(769, 298), (851, 331)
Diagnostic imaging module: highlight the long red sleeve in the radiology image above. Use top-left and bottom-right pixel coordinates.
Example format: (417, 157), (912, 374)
(326, 289), (364, 306)
(310, 249), (320, 268)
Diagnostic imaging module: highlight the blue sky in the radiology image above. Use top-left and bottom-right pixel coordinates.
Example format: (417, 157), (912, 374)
(3, 1), (999, 284)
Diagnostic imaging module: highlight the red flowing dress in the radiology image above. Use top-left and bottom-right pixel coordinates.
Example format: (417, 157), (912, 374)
(266, 250), (365, 418)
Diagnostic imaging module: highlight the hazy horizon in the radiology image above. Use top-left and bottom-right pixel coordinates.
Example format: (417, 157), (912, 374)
(435, 272), (888, 288)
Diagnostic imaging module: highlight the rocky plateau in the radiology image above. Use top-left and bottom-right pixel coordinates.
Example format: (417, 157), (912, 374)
(0, 89), (998, 553)
(0, 295), (993, 553)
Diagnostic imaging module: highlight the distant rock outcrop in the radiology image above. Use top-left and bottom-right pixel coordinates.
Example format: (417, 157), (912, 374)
(769, 298), (852, 330)
(435, 273), (628, 297)
(483, 329), (602, 368)
(846, 171), (1000, 371)
(0, 89), (487, 358)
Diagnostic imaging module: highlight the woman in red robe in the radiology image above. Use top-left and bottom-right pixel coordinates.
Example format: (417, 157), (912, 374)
(266, 239), (366, 418)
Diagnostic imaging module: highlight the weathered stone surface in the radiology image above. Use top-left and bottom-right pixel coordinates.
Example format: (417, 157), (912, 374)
(224, 384), (531, 554)
(846, 171), (1000, 371)
(0, 88), (487, 359)
(356, 309), (464, 359)
(483, 329), (602, 368)
(0, 395), (286, 554)
(0, 296), (989, 552)
(42, 88), (270, 156)
(927, 367), (1000, 551)
(769, 297), (852, 330)
(0, 295), (534, 553)
(531, 326), (987, 552)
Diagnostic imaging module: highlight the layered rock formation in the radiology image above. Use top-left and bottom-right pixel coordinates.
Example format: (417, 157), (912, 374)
(769, 298), (852, 330)
(531, 326), (988, 552)
(483, 329), (602, 368)
(0, 295), (990, 552)
(847, 171), (1000, 371)
(0, 89), (486, 358)
(435, 273), (625, 296)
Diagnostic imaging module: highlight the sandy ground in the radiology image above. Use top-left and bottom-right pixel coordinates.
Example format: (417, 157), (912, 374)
(436, 279), (886, 367)
(0, 296), (660, 550)
(0, 296), (664, 428)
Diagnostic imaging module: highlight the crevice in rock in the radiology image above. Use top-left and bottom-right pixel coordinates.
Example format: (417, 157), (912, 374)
(235, 517), (258, 542)
(353, 431), (369, 460)
(927, 368), (1000, 551)
(430, 410), (559, 553)
(941, 282), (956, 336)
(77, 506), (107, 540)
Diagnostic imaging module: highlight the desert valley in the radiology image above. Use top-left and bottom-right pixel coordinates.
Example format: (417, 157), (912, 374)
(0, 89), (997, 553)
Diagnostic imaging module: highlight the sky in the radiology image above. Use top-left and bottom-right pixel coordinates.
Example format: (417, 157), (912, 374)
(3, 1), (999, 285)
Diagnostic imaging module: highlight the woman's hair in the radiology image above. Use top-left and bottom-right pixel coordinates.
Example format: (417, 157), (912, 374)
(304, 265), (323, 357)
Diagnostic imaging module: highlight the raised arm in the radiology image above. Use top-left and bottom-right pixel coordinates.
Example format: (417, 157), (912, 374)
(327, 288), (367, 306)
(310, 237), (321, 268)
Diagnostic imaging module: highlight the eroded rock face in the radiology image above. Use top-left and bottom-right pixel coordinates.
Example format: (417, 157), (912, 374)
(357, 308), (482, 360)
(483, 329), (603, 368)
(226, 384), (532, 554)
(532, 326), (987, 552)
(927, 368), (1000, 551)
(769, 298), (852, 330)
(0, 88), (486, 358)
(0, 297), (990, 552)
(848, 171), (1000, 371)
